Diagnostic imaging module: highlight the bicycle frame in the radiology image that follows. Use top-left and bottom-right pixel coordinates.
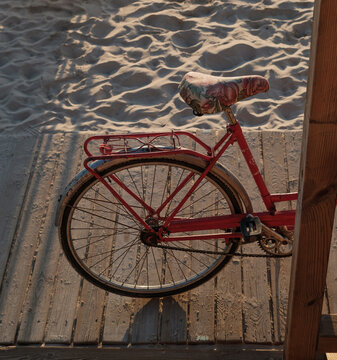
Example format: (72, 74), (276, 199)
(82, 108), (298, 242)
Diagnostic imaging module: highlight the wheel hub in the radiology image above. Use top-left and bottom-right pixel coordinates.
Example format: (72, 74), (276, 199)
(140, 217), (160, 246)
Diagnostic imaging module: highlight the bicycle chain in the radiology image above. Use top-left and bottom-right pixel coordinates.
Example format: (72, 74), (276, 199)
(152, 243), (292, 258)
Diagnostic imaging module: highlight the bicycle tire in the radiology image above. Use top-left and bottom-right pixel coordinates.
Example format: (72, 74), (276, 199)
(59, 155), (243, 297)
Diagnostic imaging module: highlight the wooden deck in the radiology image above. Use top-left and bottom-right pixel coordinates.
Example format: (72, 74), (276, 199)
(0, 130), (335, 358)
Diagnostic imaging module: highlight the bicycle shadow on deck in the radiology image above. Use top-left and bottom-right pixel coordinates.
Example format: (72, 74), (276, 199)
(128, 297), (187, 344)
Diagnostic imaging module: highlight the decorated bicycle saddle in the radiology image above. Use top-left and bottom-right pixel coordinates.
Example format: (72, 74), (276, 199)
(179, 71), (269, 115)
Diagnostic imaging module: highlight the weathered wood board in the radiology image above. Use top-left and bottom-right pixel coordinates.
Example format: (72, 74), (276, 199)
(0, 130), (335, 352)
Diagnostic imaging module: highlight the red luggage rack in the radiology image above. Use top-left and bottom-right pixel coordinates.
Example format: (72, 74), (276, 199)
(83, 131), (214, 160)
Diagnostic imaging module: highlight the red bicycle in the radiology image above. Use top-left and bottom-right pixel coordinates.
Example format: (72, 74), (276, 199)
(56, 72), (296, 297)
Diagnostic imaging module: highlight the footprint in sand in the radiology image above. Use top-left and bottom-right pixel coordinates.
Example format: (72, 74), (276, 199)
(276, 101), (303, 120)
(123, 87), (164, 107)
(21, 63), (42, 80)
(171, 30), (203, 53)
(126, 50), (143, 62)
(142, 14), (195, 32)
(60, 41), (85, 59)
(181, 4), (215, 18)
(95, 100), (127, 117)
(82, 47), (105, 64)
(291, 19), (312, 38)
(200, 44), (257, 71)
(91, 20), (112, 38)
(164, 54), (183, 68)
(116, 70), (153, 89)
(89, 60), (121, 75)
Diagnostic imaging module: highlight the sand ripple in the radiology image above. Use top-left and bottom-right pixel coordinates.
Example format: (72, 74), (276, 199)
(0, 0), (314, 133)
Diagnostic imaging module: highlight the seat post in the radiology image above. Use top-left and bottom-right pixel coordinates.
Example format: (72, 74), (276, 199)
(224, 107), (237, 125)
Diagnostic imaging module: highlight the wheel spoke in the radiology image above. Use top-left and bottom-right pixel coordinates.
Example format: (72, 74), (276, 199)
(149, 165), (157, 209)
(150, 247), (162, 287)
(134, 248), (150, 288)
(122, 248), (149, 287)
(70, 206), (141, 231)
(62, 158), (240, 296)
(74, 233), (114, 251)
(91, 187), (143, 229)
(167, 248), (188, 281)
(85, 236), (138, 261)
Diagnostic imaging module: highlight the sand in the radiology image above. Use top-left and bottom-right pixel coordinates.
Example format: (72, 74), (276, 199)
(0, 0), (314, 134)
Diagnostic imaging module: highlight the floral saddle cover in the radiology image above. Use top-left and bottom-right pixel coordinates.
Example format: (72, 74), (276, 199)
(179, 71), (269, 115)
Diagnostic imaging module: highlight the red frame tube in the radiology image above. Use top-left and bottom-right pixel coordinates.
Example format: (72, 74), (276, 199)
(230, 123), (276, 212)
(270, 193), (298, 202)
(82, 122), (298, 238)
(166, 210), (296, 234)
(162, 132), (234, 229)
(83, 158), (153, 231)
(154, 171), (195, 216)
(159, 232), (242, 243)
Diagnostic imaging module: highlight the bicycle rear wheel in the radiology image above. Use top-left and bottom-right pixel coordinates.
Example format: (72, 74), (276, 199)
(59, 156), (242, 297)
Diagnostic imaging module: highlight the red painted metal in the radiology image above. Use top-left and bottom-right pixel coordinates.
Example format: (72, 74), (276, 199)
(84, 148), (212, 163)
(155, 170), (195, 216)
(158, 232), (242, 243)
(231, 123), (276, 212)
(161, 132), (235, 229)
(84, 131), (212, 157)
(83, 158), (153, 231)
(108, 173), (155, 215)
(270, 192), (298, 202)
(81, 121), (299, 243)
(166, 210), (296, 234)
(213, 130), (232, 153)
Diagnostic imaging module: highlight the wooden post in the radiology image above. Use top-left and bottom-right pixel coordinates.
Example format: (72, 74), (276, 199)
(283, 0), (337, 359)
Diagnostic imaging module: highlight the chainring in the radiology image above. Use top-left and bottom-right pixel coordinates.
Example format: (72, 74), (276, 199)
(258, 226), (293, 257)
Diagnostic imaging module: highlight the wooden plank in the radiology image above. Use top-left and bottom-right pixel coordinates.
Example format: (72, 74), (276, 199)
(105, 134), (195, 345)
(130, 298), (160, 344)
(72, 178), (117, 346)
(0, 134), (64, 345)
(0, 344), (289, 360)
(160, 296), (188, 344)
(73, 284), (106, 345)
(159, 136), (193, 345)
(103, 294), (133, 344)
(326, 212), (337, 315)
(101, 155), (147, 345)
(319, 340), (337, 356)
(188, 130), (215, 344)
(0, 136), (38, 283)
(17, 133), (85, 344)
(319, 315), (337, 337)
(283, 0), (337, 357)
(127, 157), (164, 344)
(216, 130), (272, 343)
(318, 315), (337, 353)
(71, 135), (108, 346)
(283, 132), (302, 209)
(44, 134), (91, 344)
(134, 160), (165, 345)
(262, 131), (292, 343)
(101, 175), (138, 345)
(237, 132), (273, 344)
(215, 129), (243, 343)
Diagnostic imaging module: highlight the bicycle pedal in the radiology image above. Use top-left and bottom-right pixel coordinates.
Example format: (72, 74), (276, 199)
(240, 214), (262, 243)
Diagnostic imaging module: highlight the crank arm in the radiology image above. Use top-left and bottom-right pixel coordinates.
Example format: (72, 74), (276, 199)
(261, 223), (288, 243)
